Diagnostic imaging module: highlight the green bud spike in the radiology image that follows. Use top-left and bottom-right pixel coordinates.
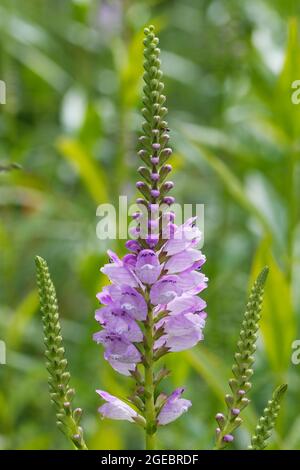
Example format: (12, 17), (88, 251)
(215, 267), (269, 450)
(35, 256), (88, 450)
(249, 384), (287, 450)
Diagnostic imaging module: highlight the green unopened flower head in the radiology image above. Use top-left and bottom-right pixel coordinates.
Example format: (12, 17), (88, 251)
(35, 256), (87, 450)
(215, 267), (269, 449)
(249, 384), (287, 450)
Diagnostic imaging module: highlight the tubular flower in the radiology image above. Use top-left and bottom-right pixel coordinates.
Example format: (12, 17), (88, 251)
(93, 25), (207, 449)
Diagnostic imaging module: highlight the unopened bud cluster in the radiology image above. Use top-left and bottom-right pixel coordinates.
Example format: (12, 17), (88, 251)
(36, 256), (87, 450)
(215, 267), (269, 449)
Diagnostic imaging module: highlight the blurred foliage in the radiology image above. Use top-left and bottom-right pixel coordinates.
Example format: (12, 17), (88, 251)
(0, 0), (300, 450)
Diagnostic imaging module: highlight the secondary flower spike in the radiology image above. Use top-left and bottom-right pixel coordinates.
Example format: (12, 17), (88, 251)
(93, 25), (208, 450)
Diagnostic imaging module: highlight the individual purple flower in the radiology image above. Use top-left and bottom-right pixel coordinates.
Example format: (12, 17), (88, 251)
(165, 249), (205, 274)
(157, 388), (192, 425)
(93, 331), (141, 376)
(163, 217), (201, 255)
(97, 284), (147, 321)
(97, 390), (142, 422)
(149, 275), (182, 305)
(101, 250), (138, 287)
(135, 249), (161, 284)
(155, 312), (206, 352)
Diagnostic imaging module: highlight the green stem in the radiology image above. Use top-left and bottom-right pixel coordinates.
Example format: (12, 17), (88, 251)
(144, 305), (157, 450)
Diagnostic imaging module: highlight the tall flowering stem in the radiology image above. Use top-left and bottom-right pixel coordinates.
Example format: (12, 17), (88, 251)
(36, 256), (88, 450)
(249, 384), (287, 450)
(94, 25), (207, 450)
(215, 267), (269, 449)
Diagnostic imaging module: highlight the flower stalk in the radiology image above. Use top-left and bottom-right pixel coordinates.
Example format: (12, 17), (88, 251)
(144, 304), (156, 449)
(249, 384), (287, 450)
(215, 267), (269, 449)
(35, 256), (88, 450)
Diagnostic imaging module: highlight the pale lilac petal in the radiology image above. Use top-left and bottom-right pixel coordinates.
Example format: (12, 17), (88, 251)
(93, 331), (141, 375)
(123, 254), (137, 268)
(167, 294), (206, 315)
(107, 358), (137, 376)
(101, 264), (138, 287)
(157, 388), (192, 425)
(176, 271), (208, 294)
(135, 249), (162, 285)
(96, 286), (113, 305)
(96, 390), (140, 422)
(107, 250), (122, 265)
(117, 285), (148, 321)
(163, 218), (202, 256)
(95, 306), (143, 342)
(158, 312), (205, 352)
(165, 249), (205, 274)
(101, 284), (147, 320)
(150, 275), (182, 305)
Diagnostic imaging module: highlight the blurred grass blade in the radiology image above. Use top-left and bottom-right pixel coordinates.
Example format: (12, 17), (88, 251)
(6, 289), (39, 349)
(57, 137), (108, 204)
(251, 240), (296, 378)
(182, 140), (272, 235)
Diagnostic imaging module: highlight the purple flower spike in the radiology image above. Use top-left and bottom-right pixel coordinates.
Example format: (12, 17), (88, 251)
(157, 388), (191, 425)
(93, 26), (208, 441)
(223, 434), (234, 443)
(231, 408), (240, 416)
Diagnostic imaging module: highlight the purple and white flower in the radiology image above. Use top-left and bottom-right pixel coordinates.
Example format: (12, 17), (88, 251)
(157, 388), (192, 425)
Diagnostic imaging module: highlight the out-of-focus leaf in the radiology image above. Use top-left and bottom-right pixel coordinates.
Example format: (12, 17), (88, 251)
(6, 290), (39, 349)
(276, 17), (300, 139)
(89, 424), (123, 450)
(56, 137), (108, 204)
(250, 240), (296, 378)
(182, 139), (272, 235)
(184, 348), (257, 430)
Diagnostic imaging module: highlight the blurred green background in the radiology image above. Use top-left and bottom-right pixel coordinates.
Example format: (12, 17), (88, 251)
(1, 0), (300, 450)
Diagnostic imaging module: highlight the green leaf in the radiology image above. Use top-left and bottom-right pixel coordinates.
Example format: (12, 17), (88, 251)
(56, 137), (108, 205)
(6, 290), (39, 349)
(182, 139), (272, 236)
(251, 240), (296, 378)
